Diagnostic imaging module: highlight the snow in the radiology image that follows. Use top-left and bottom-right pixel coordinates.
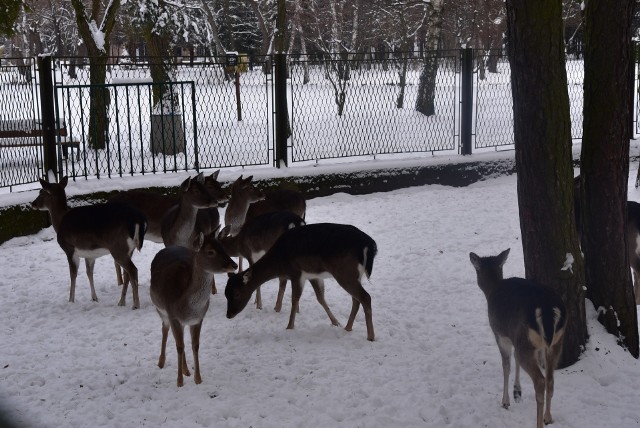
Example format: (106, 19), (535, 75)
(561, 253), (575, 274)
(0, 171), (639, 427)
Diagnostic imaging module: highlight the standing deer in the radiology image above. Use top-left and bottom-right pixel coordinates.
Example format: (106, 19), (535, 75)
(218, 211), (306, 310)
(31, 177), (147, 308)
(245, 188), (306, 222)
(574, 175), (640, 304)
(111, 171), (227, 286)
(469, 249), (566, 428)
(150, 230), (237, 387)
(225, 223), (377, 341)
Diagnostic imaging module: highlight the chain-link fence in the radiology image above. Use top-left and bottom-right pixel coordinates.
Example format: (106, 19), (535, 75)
(0, 50), (635, 192)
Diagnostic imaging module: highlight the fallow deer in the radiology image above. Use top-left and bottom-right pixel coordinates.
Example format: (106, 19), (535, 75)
(218, 211), (305, 310)
(469, 249), (566, 428)
(150, 230), (237, 387)
(225, 223), (377, 341)
(31, 177), (147, 308)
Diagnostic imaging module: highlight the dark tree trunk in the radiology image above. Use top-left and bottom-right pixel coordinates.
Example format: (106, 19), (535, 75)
(415, 53), (438, 116)
(505, 0), (587, 368)
(580, 0), (639, 357)
(87, 56), (110, 150)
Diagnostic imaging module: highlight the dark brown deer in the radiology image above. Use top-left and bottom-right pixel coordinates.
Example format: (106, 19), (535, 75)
(469, 249), (566, 428)
(225, 223), (377, 341)
(31, 177), (147, 308)
(150, 230), (237, 387)
(245, 188), (306, 222)
(218, 211), (305, 310)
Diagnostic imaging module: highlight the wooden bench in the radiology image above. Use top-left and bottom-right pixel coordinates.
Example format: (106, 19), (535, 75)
(0, 119), (80, 160)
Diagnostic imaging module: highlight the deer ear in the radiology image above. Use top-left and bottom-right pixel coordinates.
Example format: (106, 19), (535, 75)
(194, 232), (205, 250)
(59, 176), (68, 188)
(497, 249), (510, 267)
(210, 170), (220, 180)
(196, 172), (205, 183)
(218, 225), (231, 240)
(180, 176), (191, 190)
(469, 252), (481, 270)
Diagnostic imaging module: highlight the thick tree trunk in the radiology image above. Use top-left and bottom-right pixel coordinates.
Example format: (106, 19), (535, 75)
(505, 0), (586, 368)
(581, 0), (638, 357)
(87, 56), (109, 150)
(415, 0), (443, 116)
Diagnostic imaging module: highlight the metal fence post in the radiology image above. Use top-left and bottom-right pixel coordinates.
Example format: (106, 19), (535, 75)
(460, 48), (473, 155)
(37, 55), (58, 179)
(274, 53), (288, 167)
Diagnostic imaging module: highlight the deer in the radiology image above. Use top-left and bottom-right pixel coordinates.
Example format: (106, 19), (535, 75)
(469, 249), (567, 428)
(223, 175), (264, 237)
(574, 175), (640, 304)
(224, 223), (378, 341)
(245, 188), (306, 222)
(217, 211), (306, 311)
(150, 230), (237, 387)
(31, 176), (147, 309)
(110, 171), (227, 286)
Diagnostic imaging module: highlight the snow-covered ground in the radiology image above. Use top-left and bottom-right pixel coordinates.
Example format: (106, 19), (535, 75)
(0, 169), (639, 428)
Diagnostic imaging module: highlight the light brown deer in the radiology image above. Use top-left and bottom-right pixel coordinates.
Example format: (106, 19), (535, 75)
(150, 230), (237, 387)
(31, 177), (147, 308)
(225, 223), (378, 341)
(469, 249), (567, 428)
(223, 175), (264, 237)
(218, 211), (305, 310)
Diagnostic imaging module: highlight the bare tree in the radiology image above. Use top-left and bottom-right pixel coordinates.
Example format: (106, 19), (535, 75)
(415, 0), (444, 116)
(505, 0), (586, 367)
(579, 0), (639, 358)
(70, 0), (120, 150)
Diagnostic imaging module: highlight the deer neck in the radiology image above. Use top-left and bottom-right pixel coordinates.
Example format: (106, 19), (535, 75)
(225, 197), (251, 235)
(220, 234), (241, 258)
(48, 200), (70, 233)
(477, 273), (503, 299)
(172, 203), (201, 240)
(245, 255), (282, 292)
(189, 260), (216, 299)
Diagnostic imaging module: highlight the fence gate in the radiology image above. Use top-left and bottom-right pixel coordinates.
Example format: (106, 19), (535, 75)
(0, 58), (43, 190)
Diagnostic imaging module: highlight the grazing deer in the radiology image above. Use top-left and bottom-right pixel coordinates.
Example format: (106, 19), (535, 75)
(218, 211), (306, 310)
(469, 249), (566, 428)
(150, 230), (237, 387)
(225, 223), (377, 341)
(574, 175), (640, 304)
(111, 171), (226, 286)
(31, 177), (147, 308)
(223, 175), (264, 237)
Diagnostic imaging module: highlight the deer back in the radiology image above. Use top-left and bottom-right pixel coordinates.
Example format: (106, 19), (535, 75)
(110, 190), (178, 243)
(246, 189), (306, 221)
(57, 202), (147, 257)
(470, 250), (566, 349)
(150, 232), (237, 317)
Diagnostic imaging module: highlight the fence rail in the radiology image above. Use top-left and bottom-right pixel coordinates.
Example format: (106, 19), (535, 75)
(0, 50), (635, 192)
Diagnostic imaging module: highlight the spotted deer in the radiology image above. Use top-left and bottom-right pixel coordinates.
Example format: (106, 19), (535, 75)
(150, 230), (237, 387)
(469, 249), (566, 428)
(225, 223), (377, 341)
(31, 177), (147, 308)
(217, 211), (306, 310)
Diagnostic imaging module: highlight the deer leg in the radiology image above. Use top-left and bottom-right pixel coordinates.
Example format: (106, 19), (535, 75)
(287, 278), (304, 330)
(84, 258), (99, 302)
(210, 276), (217, 295)
(517, 349), (546, 428)
(309, 279), (339, 326)
(190, 322), (203, 384)
(158, 323), (169, 368)
(170, 320), (186, 387)
(543, 339), (564, 425)
(345, 297), (360, 332)
(66, 254), (80, 303)
(343, 278), (374, 341)
(114, 261), (124, 286)
(513, 358), (522, 403)
(496, 335), (513, 409)
(254, 285), (263, 310)
(115, 257), (139, 309)
(275, 278), (287, 313)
